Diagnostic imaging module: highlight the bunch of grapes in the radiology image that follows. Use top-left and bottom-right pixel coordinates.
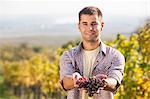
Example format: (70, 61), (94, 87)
(76, 77), (89, 89)
(76, 77), (104, 97)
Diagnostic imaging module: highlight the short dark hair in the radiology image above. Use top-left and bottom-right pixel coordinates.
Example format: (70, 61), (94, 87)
(79, 6), (103, 21)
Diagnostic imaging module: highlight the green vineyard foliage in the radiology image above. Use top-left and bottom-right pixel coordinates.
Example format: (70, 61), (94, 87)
(0, 20), (149, 99)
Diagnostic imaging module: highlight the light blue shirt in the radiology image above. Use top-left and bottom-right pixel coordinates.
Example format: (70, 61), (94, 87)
(59, 42), (125, 99)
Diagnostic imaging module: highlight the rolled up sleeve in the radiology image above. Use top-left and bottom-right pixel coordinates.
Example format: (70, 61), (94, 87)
(59, 51), (74, 89)
(108, 51), (125, 90)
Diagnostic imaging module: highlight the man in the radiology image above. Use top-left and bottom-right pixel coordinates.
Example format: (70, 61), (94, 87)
(59, 6), (125, 99)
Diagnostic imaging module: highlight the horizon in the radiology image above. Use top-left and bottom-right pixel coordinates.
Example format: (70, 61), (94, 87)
(0, 0), (149, 38)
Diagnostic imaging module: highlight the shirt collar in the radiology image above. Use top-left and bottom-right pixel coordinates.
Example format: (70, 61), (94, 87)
(100, 42), (106, 55)
(75, 41), (106, 55)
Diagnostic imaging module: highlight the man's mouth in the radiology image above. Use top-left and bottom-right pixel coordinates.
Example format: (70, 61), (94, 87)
(86, 32), (95, 35)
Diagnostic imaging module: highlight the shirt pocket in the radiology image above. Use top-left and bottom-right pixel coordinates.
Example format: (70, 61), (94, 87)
(92, 62), (111, 75)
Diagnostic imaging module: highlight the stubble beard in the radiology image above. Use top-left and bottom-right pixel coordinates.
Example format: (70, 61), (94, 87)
(85, 35), (99, 43)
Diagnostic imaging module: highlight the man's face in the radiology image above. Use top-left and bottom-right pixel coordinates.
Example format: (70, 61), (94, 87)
(78, 14), (103, 42)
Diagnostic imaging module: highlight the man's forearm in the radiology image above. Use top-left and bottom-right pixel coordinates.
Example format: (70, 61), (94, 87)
(103, 78), (117, 92)
(63, 75), (74, 90)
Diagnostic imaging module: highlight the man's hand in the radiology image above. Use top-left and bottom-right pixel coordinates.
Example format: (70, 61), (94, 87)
(62, 72), (82, 90)
(72, 72), (82, 87)
(95, 74), (118, 92)
(95, 74), (108, 90)
(102, 78), (117, 92)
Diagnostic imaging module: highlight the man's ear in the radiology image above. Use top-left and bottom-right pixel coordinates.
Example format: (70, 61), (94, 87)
(101, 21), (104, 28)
(101, 20), (104, 31)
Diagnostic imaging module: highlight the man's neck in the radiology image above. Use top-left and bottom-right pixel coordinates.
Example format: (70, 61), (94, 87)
(82, 40), (101, 51)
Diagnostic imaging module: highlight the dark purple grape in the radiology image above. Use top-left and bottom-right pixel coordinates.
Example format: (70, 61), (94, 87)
(76, 76), (105, 97)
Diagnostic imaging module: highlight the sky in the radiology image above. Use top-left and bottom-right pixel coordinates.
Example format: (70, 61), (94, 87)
(0, 0), (149, 38)
(0, 0), (149, 23)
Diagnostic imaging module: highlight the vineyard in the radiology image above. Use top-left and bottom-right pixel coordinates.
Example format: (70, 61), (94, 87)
(0, 20), (149, 99)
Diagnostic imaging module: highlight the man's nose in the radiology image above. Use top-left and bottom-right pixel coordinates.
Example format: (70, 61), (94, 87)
(88, 25), (94, 30)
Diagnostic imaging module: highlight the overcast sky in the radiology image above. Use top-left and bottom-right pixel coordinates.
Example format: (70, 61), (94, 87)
(0, 0), (149, 24)
(0, 0), (149, 39)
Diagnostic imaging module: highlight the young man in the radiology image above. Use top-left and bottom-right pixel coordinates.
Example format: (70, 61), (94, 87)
(59, 6), (125, 99)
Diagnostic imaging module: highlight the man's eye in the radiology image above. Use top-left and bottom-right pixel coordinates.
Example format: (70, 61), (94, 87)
(83, 23), (87, 26)
(91, 23), (98, 26)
